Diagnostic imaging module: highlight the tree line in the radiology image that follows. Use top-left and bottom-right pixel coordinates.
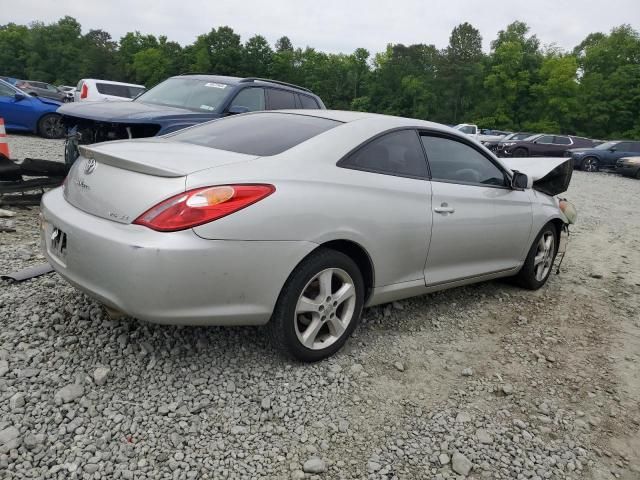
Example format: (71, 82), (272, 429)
(1, 16), (639, 139)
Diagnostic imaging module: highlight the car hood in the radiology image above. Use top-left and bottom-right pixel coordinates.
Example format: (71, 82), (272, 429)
(37, 96), (63, 107)
(501, 157), (573, 196)
(57, 101), (218, 123)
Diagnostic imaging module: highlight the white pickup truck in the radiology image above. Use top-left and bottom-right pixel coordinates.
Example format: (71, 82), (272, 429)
(454, 124), (510, 144)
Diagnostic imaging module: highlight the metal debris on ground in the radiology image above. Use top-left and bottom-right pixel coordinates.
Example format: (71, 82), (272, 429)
(1, 263), (54, 282)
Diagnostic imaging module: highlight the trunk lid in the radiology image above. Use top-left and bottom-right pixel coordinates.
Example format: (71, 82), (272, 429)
(501, 157), (573, 196)
(64, 139), (257, 223)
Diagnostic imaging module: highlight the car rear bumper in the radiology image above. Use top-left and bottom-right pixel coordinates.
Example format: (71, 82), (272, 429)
(40, 188), (316, 326)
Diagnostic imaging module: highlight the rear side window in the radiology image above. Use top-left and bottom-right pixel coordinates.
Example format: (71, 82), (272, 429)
(266, 89), (296, 109)
(299, 94), (319, 109)
(96, 83), (142, 99)
(536, 135), (554, 144)
(169, 113), (341, 156)
(340, 130), (428, 179)
(554, 136), (571, 145)
(421, 135), (507, 187)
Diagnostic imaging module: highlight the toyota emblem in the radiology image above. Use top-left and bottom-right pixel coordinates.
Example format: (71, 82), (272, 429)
(84, 158), (97, 175)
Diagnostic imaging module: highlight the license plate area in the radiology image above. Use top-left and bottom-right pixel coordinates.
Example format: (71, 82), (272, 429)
(49, 225), (68, 261)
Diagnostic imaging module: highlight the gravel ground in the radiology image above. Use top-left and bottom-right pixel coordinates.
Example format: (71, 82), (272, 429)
(1, 133), (639, 479)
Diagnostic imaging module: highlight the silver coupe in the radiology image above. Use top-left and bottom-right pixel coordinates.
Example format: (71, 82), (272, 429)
(41, 110), (574, 361)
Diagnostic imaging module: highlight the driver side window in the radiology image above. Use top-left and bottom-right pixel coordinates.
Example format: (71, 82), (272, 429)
(229, 88), (265, 112)
(421, 134), (507, 187)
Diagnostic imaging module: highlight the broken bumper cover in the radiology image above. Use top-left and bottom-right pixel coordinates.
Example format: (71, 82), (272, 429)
(40, 188), (316, 326)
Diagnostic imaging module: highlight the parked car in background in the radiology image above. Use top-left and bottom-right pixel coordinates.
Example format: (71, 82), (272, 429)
(75, 79), (146, 102)
(566, 140), (640, 172)
(58, 85), (76, 102)
(0, 79), (64, 139)
(454, 124), (509, 143)
(497, 134), (596, 157)
(486, 132), (536, 154)
(59, 75), (326, 165)
(15, 80), (70, 103)
(616, 156), (640, 178)
(0, 76), (18, 85)
(41, 110), (572, 361)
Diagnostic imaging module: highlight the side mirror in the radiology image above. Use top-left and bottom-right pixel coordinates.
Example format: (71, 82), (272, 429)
(14, 92), (27, 101)
(227, 105), (249, 115)
(511, 170), (529, 190)
(609, 148), (616, 152)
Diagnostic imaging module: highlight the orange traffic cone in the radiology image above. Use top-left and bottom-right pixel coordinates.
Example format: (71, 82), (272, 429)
(0, 118), (10, 158)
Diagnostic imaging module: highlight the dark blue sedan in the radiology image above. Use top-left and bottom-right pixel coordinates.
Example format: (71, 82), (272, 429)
(0, 79), (64, 139)
(568, 140), (640, 172)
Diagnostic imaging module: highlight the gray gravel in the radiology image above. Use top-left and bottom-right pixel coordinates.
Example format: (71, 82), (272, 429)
(1, 134), (639, 479)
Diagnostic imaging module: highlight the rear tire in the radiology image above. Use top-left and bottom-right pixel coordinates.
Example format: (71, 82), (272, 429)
(581, 156), (599, 172)
(512, 147), (528, 157)
(514, 224), (558, 290)
(37, 114), (64, 139)
(268, 248), (364, 362)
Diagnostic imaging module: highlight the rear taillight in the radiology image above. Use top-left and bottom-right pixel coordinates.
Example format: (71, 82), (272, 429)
(80, 83), (88, 99)
(133, 184), (275, 232)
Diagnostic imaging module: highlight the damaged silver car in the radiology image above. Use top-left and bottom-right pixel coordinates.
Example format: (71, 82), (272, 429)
(41, 111), (575, 361)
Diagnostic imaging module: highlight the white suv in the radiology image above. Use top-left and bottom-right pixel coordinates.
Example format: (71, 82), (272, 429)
(75, 79), (146, 102)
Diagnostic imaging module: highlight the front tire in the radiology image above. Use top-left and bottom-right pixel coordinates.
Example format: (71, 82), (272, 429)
(269, 248), (364, 362)
(512, 147), (528, 157)
(38, 114), (64, 139)
(581, 156), (599, 172)
(514, 224), (558, 290)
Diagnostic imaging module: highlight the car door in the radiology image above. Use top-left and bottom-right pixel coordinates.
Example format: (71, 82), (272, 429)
(338, 129), (433, 286)
(530, 135), (554, 156)
(609, 142), (635, 167)
(552, 136), (572, 156)
(420, 133), (532, 285)
(0, 82), (34, 130)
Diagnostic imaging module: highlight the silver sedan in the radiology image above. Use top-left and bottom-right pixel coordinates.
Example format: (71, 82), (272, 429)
(41, 111), (573, 361)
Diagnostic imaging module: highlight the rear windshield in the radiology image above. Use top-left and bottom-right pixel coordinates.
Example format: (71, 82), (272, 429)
(135, 77), (231, 112)
(96, 83), (145, 99)
(168, 113), (341, 156)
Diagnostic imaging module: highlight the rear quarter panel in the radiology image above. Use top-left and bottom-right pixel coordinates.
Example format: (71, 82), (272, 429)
(189, 119), (434, 287)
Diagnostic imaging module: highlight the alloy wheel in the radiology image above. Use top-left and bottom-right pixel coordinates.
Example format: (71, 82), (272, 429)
(43, 116), (63, 138)
(533, 232), (555, 281)
(294, 268), (356, 350)
(583, 158), (598, 172)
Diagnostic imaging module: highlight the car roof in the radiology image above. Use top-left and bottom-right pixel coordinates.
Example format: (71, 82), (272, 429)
(174, 74), (319, 96)
(81, 79), (145, 88)
(263, 109), (459, 132)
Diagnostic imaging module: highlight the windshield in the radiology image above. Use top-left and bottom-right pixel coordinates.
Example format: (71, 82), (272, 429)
(135, 77), (231, 112)
(595, 141), (619, 150)
(502, 132), (535, 142)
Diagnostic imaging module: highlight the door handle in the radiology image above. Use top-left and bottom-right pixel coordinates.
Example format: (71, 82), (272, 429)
(434, 203), (455, 214)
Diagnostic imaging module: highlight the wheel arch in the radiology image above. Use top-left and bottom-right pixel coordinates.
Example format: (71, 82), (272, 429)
(315, 239), (375, 302)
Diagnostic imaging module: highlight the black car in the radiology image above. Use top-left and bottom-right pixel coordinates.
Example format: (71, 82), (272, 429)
(59, 74), (326, 165)
(16, 80), (69, 103)
(497, 134), (596, 157)
(486, 132), (535, 154)
(567, 140), (640, 172)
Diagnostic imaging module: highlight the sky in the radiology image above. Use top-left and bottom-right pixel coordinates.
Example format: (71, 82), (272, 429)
(6, 0), (640, 54)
